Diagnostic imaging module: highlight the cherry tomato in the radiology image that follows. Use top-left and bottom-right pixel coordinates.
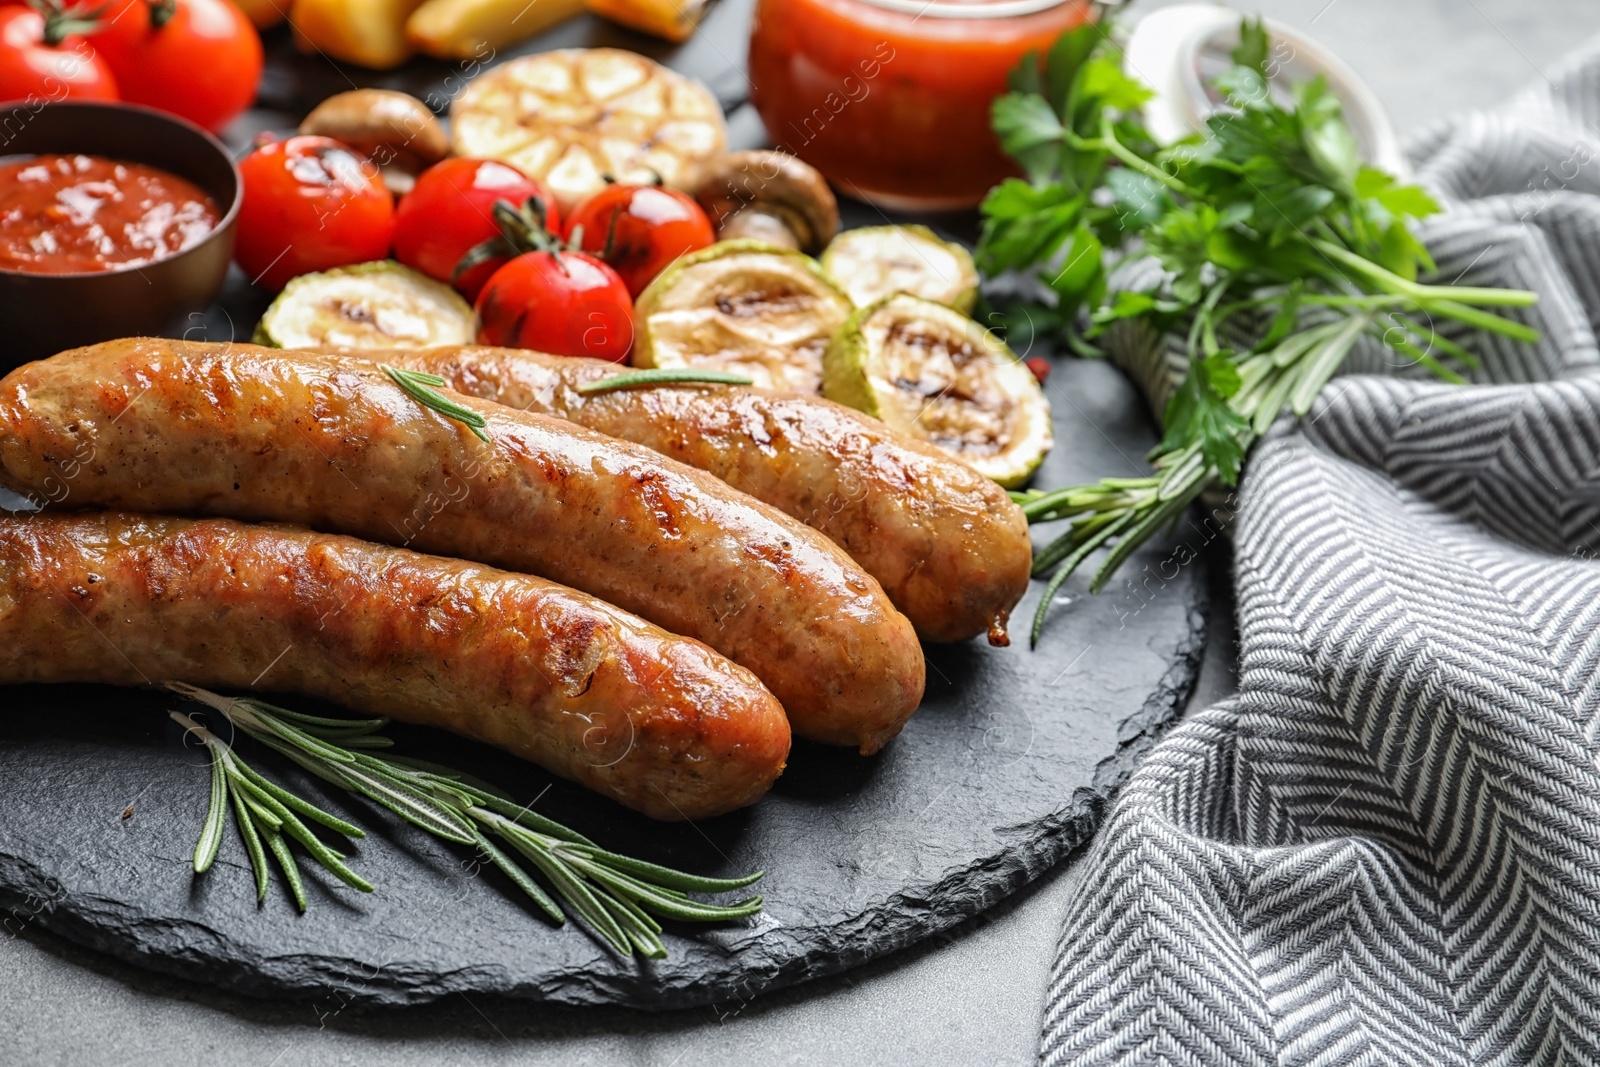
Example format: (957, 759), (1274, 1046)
(475, 251), (633, 362)
(394, 158), (558, 302)
(234, 135), (394, 292)
(565, 184), (715, 297)
(94, 0), (263, 132)
(0, 7), (117, 104)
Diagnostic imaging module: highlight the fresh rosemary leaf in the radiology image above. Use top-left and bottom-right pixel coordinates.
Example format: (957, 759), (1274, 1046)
(225, 694), (389, 734)
(608, 889), (664, 936)
(329, 761), (478, 845)
(471, 828), (565, 925)
(230, 782), (271, 903)
(1030, 510), (1135, 647)
(193, 739), (228, 874)
(234, 777), (285, 833)
(275, 814), (373, 894)
(581, 861), (762, 923)
(1090, 481), (1204, 593)
(245, 712), (361, 767)
(587, 849), (765, 894)
(265, 832), (309, 913)
(576, 368), (754, 395)
(604, 895), (667, 959)
(499, 824), (631, 954)
(382, 364), (491, 442)
(468, 790), (597, 847)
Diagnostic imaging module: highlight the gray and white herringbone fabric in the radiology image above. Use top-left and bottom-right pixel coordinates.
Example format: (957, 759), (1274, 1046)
(1039, 38), (1600, 1067)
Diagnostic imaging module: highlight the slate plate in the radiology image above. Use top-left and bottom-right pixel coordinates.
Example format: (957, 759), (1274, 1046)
(0, 8), (1208, 1008)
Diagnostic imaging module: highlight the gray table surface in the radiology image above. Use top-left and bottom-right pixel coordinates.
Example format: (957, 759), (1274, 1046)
(3, 1), (1594, 1063)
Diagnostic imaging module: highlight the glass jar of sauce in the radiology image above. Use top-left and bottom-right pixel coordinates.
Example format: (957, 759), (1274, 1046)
(748, 0), (1093, 212)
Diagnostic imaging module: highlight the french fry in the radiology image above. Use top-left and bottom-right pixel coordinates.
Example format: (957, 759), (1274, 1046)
(405, 0), (585, 61)
(584, 0), (708, 43)
(291, 0), (427, 69)
(229, 0), (288, 30)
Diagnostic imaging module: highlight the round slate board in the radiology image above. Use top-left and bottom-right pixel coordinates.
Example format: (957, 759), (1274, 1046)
(0, 12), (1208, 1008)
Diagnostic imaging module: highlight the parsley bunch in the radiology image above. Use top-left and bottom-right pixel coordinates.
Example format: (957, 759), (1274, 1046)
(980, 19), (1539, 645)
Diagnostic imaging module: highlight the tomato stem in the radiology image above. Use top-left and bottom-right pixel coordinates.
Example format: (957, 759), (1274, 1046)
(31, 0), (104, 46)
(453, 195), (571, 283)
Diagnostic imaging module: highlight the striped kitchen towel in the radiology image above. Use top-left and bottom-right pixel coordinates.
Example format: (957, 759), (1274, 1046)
(1039, 36), (1600, 1067)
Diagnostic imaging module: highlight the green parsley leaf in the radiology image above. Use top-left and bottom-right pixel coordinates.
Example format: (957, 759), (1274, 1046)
(1213, 66), (1272, 112)
(1008, 49), (1044, 96)
(992, 93), (1067, 183)
(1078, 56), (1155, 113)
(1106, 168), (1170, 231)
(1354, 165), (1441, 220)
(977, 179), (1082, 275)
(1295, 77), (1361, 188)
(1232, 16), (1271, 77)
(1162, 351), (1250, 483)
(1044, 225), (1106, 311)
(1045, 23), (1101, 116)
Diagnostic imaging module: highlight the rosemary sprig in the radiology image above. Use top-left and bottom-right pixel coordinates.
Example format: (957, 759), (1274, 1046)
(382, 365), (491, 442)
(577, 368), (755, 394)
(167, 683), (763, 957)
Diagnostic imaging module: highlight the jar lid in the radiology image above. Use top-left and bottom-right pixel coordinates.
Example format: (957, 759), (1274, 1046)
(851, 0), (1079, 20)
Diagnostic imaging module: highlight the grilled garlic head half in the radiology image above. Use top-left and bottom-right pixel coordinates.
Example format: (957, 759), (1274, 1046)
(451, 48), (728, 213)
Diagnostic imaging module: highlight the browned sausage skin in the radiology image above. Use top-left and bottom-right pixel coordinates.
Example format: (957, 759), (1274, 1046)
(378, 346), (1032, 646)
(0, 339), (924, 753)
(0, 511), (790, 820)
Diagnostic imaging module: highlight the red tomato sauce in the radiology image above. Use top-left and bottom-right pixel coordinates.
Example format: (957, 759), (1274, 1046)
(749, 0), (1093, 210)
(0, 153), (219, 274)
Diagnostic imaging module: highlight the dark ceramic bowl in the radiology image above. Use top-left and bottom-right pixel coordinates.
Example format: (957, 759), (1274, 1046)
(0, 101), (241, 368)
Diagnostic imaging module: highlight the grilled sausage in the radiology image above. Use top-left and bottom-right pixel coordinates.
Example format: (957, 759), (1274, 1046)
(0, 511), (791, 819)
(378, 346), (1032, 645)
(0, 339), (924, 753)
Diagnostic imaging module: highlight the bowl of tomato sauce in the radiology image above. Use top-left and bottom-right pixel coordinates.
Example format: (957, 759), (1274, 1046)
(0, 101), (240, 365)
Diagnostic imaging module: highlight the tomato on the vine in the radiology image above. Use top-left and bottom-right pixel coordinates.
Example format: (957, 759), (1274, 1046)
(234, 135), (394, 292)
(394, 157), (557, 302)
(565, 183), (715, 297)
(0, 5), (117, 104)
(94, 0), (263, 132)
(475, 250), (634, 362)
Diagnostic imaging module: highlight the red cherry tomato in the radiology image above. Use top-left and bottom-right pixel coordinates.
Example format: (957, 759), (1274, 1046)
(565, 184), (715, 297)
(234, 135), (394, 292)
(475, 251), (633, 362)
(93, 0), (261, 132)
(0, 7), (117, 104)
(394, 157), (558, 302)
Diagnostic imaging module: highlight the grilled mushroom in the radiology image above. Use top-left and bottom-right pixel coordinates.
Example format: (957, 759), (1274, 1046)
(693, 151), (840, 254)
(298, 90), (448, 196)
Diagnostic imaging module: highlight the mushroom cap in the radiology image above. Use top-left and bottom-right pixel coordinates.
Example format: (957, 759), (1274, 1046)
(298, 90), (449, 175)
(693, 150), (839, 254)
